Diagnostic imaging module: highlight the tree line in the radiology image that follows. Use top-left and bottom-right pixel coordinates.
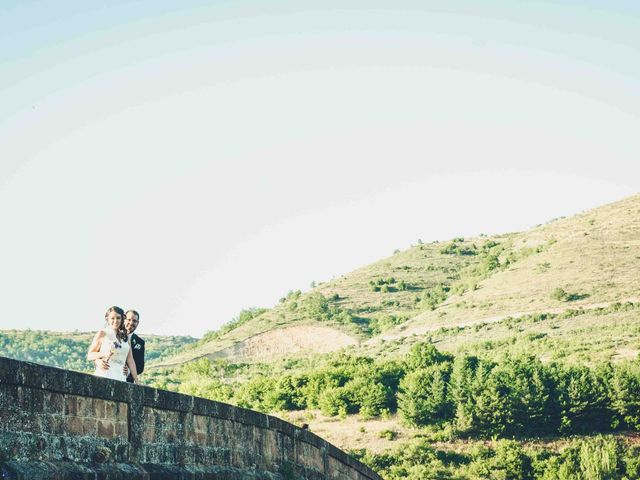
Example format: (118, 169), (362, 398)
(169, 342), (640, 440)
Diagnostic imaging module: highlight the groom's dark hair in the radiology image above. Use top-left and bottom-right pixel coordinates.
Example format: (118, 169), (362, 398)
(126, 309), (140, 320)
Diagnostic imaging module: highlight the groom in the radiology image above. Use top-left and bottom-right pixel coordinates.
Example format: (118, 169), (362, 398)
(124, 309), (145, 383)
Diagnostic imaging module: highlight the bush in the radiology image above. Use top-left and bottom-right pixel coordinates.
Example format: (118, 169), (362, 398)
(318, 387), (351, 416)
(441, 240), (477, 256)
(610, 361), (640, 429)
(406, 342), (452, 370)
(368, 314), (408, 335)
(469, 440), (533, 480)
(344, 377), (389, 418)
(379, 429), (398, 440)
(398, 365), (452, 427)
(554, 364), (611, 434)
(418, 283), (450, 310)
(234, 376), (278, 412)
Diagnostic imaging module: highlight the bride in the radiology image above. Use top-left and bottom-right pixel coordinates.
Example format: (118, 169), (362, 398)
(87, 306), (138, 383)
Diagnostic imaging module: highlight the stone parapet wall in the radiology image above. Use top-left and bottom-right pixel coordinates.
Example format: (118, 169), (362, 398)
(0, 356), (381, 479)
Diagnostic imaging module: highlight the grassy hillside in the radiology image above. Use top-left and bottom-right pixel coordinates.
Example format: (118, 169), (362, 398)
(156, 193), (640, 367)
(141, 194), (640, 479)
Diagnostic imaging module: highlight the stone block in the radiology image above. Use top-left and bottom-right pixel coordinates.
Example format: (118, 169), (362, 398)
(76, 396), (94, 417)
(92, 398), (106, 419)
(296, 441), (324, 473)
(258, 428), (281, 468)
(0, 357), (21, 384)
(16, 411), (39, 434)
(104, 399), (117, 418)
(114, 421), (128, 438)
(47, 414), (66, 435)
(82, 417), (98, 436)
(267, 414), (296, 438)
(150, 389), (192, 412)
(194, 414), (207, 433)
(97, 419), (115, 438)
(0, 383), (20, 406)
(66, 416), (84, 435)
(194, 431), (206, 444)
(215, 402), (235, 422)
(192, 395), (219, 417)
(142, 426), (156, 443)
(43, 391), (65, 415)
(65, 396), (78, 416)
(278, 431), (295, 463)
(116, 401), (128, 417)
(230, 448), (251, 468)
(14, 386), (44, 414)
(0, 405), (21, 432)
(327, 455), (360, 480)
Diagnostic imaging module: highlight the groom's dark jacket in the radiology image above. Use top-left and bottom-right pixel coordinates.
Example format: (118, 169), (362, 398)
(126, 333), (145, 384)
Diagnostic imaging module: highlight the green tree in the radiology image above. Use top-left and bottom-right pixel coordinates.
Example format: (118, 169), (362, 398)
(405, 342), (452, 370)
(609, 361), (640, 429)
(554, 364), (611, 434)
(398, 364), (452, 427)
(450, 354), (480, 436)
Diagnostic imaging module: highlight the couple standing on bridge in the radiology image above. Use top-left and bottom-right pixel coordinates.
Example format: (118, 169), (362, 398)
(87, 306), (146, 384)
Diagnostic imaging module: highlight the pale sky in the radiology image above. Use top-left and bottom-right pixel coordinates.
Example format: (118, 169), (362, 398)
(0, 1), (638, 336)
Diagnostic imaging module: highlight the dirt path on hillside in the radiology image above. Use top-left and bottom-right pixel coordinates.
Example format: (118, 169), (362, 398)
(370, 297), (640, 344)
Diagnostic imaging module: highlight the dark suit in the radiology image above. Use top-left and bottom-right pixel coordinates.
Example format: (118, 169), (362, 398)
(126, 333), (145, 384)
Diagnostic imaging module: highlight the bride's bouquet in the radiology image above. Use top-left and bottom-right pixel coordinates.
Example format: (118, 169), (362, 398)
(108, 340), (122, 359)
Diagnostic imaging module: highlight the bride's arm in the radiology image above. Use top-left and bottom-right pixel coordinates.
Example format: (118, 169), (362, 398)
(126, 341), (138, 383)
(87, 331), (108, 361)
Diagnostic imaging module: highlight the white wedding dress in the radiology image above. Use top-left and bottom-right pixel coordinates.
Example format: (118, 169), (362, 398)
(94, 328), (130, 382)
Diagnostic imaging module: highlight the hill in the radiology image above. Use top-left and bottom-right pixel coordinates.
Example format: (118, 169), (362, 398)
(155, 193), (640, 368)
(4, 194), (640, 479)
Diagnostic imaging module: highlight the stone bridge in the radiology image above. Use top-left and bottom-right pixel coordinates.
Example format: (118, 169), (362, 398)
(0, 356), (382, 479)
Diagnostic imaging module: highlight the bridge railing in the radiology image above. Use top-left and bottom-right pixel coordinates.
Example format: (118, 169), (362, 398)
(0, 355), (381, 480)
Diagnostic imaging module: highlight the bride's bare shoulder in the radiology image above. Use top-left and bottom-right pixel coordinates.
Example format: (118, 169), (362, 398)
(92, 329), (106, 341)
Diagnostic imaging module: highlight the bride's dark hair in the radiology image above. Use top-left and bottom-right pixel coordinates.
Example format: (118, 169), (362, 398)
(104, 306), (128, 342)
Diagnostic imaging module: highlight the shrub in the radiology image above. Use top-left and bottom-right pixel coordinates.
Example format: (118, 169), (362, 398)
(418, 284), (450, 310)
(318, 387), (351, 416)
(406, 342), (452, 370)
(398, 365), (452, 427)
(469, 440), (533, 480)
(552, 288), (568, 301)
(610, 361), (640, 429)
(578, 436), (619, 480)
(554, 364), (611, 434)
(344, 377), (389, 417)
(441, 240), (477, 256)
(379, 429), (398, 440)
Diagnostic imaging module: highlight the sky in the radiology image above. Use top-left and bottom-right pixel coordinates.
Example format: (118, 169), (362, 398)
(0, 1), (638, 337)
